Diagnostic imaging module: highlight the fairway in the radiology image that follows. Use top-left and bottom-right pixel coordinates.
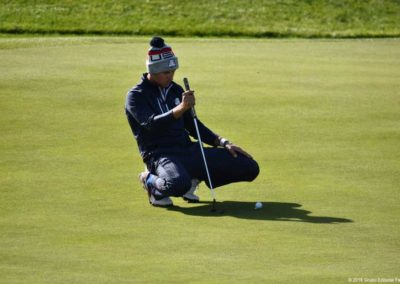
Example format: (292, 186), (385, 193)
(1, 37), (399, 283)
(1, 0), (399, 37)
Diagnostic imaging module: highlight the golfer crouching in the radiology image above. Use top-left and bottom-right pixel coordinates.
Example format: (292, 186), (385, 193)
(125, 37), (259, 207)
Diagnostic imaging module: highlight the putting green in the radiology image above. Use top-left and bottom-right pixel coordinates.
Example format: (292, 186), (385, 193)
(1, 37), (399, 283)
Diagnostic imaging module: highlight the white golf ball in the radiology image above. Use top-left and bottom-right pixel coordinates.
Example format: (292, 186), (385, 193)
(255, 202), (263, 209)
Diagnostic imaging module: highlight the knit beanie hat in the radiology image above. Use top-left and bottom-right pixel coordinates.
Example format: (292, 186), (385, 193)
(146, 37), (179, 74)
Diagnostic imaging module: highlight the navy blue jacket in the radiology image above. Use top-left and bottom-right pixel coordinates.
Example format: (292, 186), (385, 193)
(125, 74), (218, 161)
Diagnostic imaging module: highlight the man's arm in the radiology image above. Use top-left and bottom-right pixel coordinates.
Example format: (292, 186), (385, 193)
(183, 113), (219, 146)
(178, 88), (254, 158)
(184, 114), (253, 158)
(125, 90), (176, 131)
(177, 89), (218, 146)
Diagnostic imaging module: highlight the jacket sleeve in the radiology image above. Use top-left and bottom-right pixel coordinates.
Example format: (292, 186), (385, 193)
(183, 111), (218, 146)
(125, 90), (175, 131)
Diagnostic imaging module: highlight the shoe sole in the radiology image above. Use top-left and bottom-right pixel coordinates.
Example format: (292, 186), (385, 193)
(183, 197), (200, 203)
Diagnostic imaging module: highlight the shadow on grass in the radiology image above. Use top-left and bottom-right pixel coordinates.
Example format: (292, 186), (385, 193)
(166, 201), (353, 223)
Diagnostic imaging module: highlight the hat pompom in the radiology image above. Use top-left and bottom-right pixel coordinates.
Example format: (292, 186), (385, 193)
(150, 37), (165, 48)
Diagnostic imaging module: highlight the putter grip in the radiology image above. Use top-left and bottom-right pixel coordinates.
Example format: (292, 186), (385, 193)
(183, 77), (190, 91)
(183, 77), (197, 118)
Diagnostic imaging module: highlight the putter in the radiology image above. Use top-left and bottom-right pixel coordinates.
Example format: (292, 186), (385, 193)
(183, 78), (217, 212)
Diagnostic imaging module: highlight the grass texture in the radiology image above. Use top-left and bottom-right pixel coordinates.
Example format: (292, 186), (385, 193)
(0, 36), (399, 283)
(0, 0), (400, 38)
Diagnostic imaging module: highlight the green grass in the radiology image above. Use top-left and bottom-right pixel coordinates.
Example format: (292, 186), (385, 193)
(1, 0), (400, 38)
(1, 36), (399, 283)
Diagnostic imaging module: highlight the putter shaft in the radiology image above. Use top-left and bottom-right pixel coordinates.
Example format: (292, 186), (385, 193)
(183, 77), (217, 206)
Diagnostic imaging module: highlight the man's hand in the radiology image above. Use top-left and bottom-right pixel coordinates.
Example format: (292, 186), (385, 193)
(172, 90), (195, 118)
(225, 143), (253, 159)
(181, 90), (195, 111)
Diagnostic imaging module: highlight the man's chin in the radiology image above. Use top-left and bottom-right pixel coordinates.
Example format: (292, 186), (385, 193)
(162, 81), (172, 88)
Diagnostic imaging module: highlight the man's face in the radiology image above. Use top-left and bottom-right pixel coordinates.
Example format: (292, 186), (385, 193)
(152, 70), (175, 88)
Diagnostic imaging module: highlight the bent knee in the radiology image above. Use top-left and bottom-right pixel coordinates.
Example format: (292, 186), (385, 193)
(245, 159), (260, 181)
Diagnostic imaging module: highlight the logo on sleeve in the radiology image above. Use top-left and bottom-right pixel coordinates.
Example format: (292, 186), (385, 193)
(175, 98), (180, 105)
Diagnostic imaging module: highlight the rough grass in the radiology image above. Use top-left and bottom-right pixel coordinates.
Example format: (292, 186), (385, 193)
(0, 0), (400, 38)
(0, 37), (399, 283)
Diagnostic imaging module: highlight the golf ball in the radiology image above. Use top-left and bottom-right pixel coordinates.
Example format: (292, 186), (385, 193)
(255, 202), (263, 209)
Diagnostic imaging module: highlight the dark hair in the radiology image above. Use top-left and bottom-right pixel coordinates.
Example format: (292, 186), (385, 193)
(150, 36), (165, 48)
